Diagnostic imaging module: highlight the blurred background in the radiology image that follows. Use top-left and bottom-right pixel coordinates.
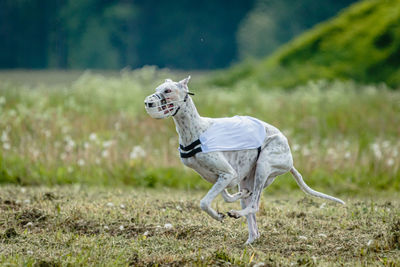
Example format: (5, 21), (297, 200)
(0, 0), (399, 193)
(1, 0), (356, 70)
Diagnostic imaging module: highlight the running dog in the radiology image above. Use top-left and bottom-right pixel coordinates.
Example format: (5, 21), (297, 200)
(144, 76), (345, 244)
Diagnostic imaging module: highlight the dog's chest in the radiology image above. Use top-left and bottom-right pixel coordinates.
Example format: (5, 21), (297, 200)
(181, 150), (258, 186)
(181, 157), (219, 184)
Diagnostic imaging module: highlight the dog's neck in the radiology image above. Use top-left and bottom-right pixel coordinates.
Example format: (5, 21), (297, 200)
(173, 96), (209, 146)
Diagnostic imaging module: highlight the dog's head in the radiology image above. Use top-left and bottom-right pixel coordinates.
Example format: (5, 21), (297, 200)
(144, 76), (193, 119)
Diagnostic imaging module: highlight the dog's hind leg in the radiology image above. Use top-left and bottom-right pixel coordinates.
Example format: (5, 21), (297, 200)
(239, 174), (260, 244)
(228, 134), (292, 219)
(228, 161), (273, 219)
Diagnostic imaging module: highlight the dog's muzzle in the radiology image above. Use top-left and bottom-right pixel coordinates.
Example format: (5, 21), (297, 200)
(144, 92), (185, 119)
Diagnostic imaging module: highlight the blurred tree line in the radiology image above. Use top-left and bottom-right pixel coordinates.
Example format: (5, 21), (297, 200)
(0, 0), (355, 70)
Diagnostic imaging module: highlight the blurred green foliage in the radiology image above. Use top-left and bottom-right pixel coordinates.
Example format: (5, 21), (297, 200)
(237, 0), (356, 59)
(0, 0), (253, 69)
(0, 0), (357, 70)
(215, 0), (400, 89)
(0, 69), (399, 194)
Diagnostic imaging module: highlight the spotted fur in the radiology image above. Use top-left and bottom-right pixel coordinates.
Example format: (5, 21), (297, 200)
(145, 76), (345, 244)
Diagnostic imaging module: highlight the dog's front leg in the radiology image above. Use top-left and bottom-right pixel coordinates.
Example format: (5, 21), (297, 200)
(196, 152), (237, 221)
(200, 173), (235, 221)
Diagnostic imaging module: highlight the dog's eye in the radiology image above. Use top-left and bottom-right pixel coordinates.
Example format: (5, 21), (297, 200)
(164, 89), (172, 94)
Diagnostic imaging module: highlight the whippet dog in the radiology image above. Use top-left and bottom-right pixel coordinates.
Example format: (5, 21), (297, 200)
(144, 76), (345, 244)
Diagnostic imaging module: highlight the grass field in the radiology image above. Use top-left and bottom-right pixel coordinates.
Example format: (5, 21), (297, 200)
(0, 69), (399, 265)
(0, 68), (399, 193)
(0, 186), (399, 266)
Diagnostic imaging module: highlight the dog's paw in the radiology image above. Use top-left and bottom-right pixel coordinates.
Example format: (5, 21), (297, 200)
(227, 210), (241, 219)
(217, 212), (225, 222)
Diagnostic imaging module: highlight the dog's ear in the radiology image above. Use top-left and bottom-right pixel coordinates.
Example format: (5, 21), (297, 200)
(165, 78), (173, 83)
(179, 76), (191, 88)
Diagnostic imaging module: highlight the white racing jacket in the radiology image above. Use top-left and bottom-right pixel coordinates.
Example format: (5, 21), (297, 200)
(179, 116), (266, 158)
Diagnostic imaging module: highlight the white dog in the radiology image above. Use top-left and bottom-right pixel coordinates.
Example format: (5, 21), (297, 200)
(144, 76), (345, 244)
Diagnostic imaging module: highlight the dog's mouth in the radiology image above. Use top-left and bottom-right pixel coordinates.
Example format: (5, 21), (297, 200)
(160, 98), (175, 114)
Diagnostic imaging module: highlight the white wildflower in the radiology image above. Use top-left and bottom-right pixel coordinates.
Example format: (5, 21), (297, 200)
(3, 143), (10, 150)
(103, 140), (114, 148)
(143, 231), (149, 236)
(344, 151), (351, 159)
(8, 109), (16, 117)
(298, 235), (308, 240)
(25, 222), (34, 228)
(176, 205), (182, 211)
(27, 250), (33, 255)
(101, 150), (109, 158)
(119, 225), (124, 231)
(77, 159), (85, 166)
(301, 147), (310, 157)
(386, 158), (394, 167)
(164, 223), (173, 229)
(83, 142), (90, 149)
(292, 144), (300, 152)
(1, 131), (9, 142)
(130, 146), (147, 160)
(65, 136), (75, 152)
(89, 133), (97, 141)
(327, 148), (336, 156)
(371, 143), (382, 160)
(106, 202), (114, 207)
(21, 187), (26, 193)
(104, 225), (109, 230)
(120, 204), (126, 209)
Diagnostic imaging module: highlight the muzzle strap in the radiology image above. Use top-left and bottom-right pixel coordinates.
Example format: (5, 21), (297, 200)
(172, 93), (190, 117)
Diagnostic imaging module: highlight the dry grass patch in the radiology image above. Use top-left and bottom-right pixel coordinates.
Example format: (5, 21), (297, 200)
(0, 186), (399, 266)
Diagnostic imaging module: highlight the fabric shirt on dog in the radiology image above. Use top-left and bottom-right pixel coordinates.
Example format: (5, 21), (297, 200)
(199, 116), (266, 152)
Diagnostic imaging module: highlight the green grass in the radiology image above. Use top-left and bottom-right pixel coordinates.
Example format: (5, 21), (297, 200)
(0, 186), (399, 266)
(0, 69), (400, 194)
(212, 0), (400, 89)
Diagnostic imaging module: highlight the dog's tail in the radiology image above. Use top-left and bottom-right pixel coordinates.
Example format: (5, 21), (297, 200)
(290, 167), (345, 205)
